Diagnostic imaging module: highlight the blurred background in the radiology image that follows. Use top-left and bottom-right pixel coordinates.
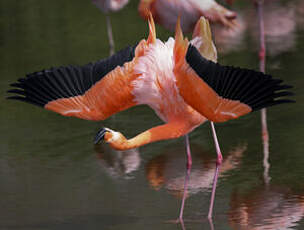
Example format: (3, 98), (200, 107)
(0, 0), (304, 229)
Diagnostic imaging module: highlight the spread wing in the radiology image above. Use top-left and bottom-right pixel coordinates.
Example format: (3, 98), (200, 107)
(175, 45), (294, 122)
(7, 45), (138, 121)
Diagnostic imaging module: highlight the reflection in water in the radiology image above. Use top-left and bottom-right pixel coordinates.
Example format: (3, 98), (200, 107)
(145, 143), (247, 198)
(145, 143), (246, 229)
(213, 1), (300, 56)
(179, 135), (192, 220)
(262, 132), (271, 185)
(229, 185), (304, 230)
(95, 144), (141, 179)
(1, 0), (303, 229)
(95, 141), (247, 223)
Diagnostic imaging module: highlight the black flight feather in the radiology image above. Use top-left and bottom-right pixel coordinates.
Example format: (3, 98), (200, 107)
(185, 45), (294, 111)
(7, 45), (137, 107)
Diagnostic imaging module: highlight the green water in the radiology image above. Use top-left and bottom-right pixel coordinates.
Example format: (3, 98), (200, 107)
(1, 0), (304, 229)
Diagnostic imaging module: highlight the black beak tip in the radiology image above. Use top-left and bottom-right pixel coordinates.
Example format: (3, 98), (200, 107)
(94, 128), (107, 145)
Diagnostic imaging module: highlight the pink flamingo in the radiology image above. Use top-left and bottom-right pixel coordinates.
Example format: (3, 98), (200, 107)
(7, 15), (293, 219)
(138, 0), (238, 32)
(92, 0), (129, 55)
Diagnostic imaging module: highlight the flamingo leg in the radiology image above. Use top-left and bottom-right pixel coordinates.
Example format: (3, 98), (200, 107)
(256, 0), (269, 142)
(256, 0), (270, 185)
(208, 121), (223, 219)
(179, 134), (192, 221)
(179, 218), (186, 230)
(105, 14), (115, 56)
(208, 218), (215, 230)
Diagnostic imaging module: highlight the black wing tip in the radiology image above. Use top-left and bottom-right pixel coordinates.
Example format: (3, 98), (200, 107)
(7, 79), (47, 107)
(6, 95), (44, 107)
(7, 43), (137, 109)
(186, 44), (295, 111)
(6, 95), (20, 100)
(253, 99), (295, 111)
(94, 128), (108, 144)
(10, 82), (23, 88)
(273, 91), (294, 98)
(276, 99), (296, 103)
(250, 81), (295, 111)
(7, 89), (23, 94)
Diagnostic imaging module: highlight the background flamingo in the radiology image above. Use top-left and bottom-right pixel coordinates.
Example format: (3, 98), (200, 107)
(92, 0), (129, 55)
(138, 0), (238, 33)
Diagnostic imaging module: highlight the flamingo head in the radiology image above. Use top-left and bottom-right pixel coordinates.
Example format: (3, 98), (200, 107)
(94, 127), (127, 150)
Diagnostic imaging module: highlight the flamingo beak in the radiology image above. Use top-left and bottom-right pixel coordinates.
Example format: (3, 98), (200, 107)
(94, 128), (108, 144)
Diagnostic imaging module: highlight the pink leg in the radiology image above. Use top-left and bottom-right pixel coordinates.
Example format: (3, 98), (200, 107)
(179, 134), (192, 221)
(179, 218), (186, 230)
(256, 0), (270, 185)
(208, 218), (215, 230)
(255, 0), (269, 143)
(208, 122), (223, 219)
(105, 14), (115, 56)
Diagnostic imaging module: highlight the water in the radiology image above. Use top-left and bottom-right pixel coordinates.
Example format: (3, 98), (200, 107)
(1, 0), (304, 229)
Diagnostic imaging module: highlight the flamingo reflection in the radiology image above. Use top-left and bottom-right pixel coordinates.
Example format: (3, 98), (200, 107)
(94, 142), (247, 220)
(95, 144), (140, 179)
(145, 143), (247, 201)
(229, 185), (304, 230)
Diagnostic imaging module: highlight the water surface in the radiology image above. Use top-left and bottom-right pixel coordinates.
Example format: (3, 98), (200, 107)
(1, 0), (304, 229)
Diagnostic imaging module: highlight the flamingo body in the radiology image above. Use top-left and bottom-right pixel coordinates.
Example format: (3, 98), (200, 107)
(132, 37), (205, 125)
(92, 0), (129, 13)
(138, 0), (237, 32)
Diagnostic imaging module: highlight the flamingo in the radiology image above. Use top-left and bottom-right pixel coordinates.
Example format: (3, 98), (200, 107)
(92, 0), (129, 55)
(7, 15), (293, 219)
(138, 0), (238, 32)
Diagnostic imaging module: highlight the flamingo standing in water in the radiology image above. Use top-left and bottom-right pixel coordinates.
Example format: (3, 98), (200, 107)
(138, 0), (238, 32)
(139, 3), (243, 213)
(7, 15), (293, 219)
(92, 0), (129, 55)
